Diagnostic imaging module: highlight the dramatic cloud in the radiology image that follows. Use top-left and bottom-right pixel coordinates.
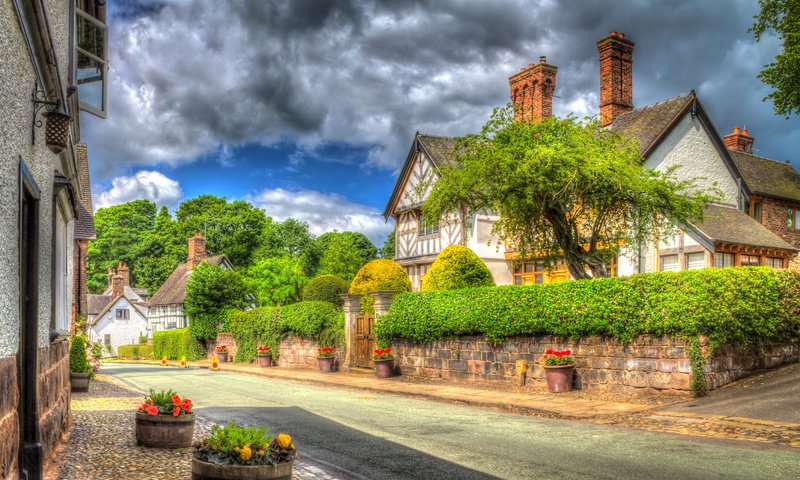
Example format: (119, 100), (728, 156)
(94, 170), (184, 210)
(247, 188), (394, 245)
(83, 0), (795, 182)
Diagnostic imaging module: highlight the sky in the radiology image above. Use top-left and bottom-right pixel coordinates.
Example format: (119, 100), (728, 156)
(82, 0), (799, 247)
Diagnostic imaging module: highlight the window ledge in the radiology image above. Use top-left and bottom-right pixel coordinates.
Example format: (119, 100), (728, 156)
(49, 329), (70, 344)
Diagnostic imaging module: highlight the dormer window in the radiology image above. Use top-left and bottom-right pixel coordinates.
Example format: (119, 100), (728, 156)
(75, 1), (108, 117)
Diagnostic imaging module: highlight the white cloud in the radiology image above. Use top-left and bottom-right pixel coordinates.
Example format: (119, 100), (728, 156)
(247, 188), (394, 246)
(93, 170), (184, 210)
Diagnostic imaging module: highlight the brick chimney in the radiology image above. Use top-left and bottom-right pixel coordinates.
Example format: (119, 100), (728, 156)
(117, 261), (130, 287)
(111, 273), (125, 297)
(509, 55), (557, 123)
(187, 233), (207, 269)
(597, 31), (635, 126)
(723, 127), (754, 154)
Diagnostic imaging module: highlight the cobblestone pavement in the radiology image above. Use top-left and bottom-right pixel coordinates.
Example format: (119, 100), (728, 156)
(46, 375), (343, 480)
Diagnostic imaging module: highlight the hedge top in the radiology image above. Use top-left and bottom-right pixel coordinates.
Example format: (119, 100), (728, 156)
(421, 245), (495, 291)
(349, 259), (411, 294)
(303, 274), (349, 306)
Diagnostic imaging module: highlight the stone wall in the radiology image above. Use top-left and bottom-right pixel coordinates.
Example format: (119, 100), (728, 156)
(208, 333), (237, 361)
(0, 356), (19, 480)
(211, 334), (342, 370)
(38, 341), (71, 460)
(705, 342), (800, 391)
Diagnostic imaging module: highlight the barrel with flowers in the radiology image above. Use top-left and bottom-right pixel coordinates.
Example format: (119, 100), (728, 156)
(135, 388), (196, 448)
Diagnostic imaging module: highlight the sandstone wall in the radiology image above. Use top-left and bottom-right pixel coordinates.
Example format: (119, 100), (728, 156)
(38, 342), (71, 459)
(0, 356), (19, 480)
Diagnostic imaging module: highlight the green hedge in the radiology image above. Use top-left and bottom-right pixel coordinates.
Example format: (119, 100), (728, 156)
(117, 344), (154, 359)
(378, 268), (800, 350)
(228, 301), (344, 363)
(153, 328), (206, 361)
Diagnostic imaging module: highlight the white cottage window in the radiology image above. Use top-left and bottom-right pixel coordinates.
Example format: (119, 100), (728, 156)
(53, 204), (69, 333)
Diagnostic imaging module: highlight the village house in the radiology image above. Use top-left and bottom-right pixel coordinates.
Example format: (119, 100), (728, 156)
(86, 262), (149, 354)
(71, 143), (96, 330)
(0, 1), (108, 478)
(384, 32), (796, 290)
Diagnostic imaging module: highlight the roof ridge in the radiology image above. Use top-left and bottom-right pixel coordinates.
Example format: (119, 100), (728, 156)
(624, 93), (692, 115)
(417, 133), (454, 140)
(729, 149), (792, 166)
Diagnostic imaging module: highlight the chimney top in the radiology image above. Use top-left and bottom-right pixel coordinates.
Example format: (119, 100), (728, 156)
(723, 126), (754, 154)
(539, 56), (547, 64)
(597, 31), (635, 126)
(111, 274), (125, 298)
(187, 233), (207, 269)
(509, 56), (558, 123)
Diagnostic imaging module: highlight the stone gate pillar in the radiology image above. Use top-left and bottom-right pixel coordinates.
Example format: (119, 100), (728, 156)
(340, 294), (363, 372)
(370, 291), (396, 318)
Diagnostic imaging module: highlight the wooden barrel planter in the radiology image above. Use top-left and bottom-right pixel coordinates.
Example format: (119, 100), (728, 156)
(191, 457), (293, 480)
(374, 359), (394, 378)
(136, 412), (196, 448)
(258, 355), (273, 368)
(70, 372), (90, 392)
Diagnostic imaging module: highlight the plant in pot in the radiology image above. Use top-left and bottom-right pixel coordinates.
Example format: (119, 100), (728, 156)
(257, 346), (273, 368)
(317, 347), (335, 373)
(192, 420), (296, 480)
(69, 336), (94, 392)
(542, 349), (575, 393)
(216, 345), (229, 363)
(373, 347), (395, 379)
(135, 388), (195, 448)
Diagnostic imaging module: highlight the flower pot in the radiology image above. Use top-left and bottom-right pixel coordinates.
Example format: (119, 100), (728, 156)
(317, 356), (334, 373)
(374, 359), (394, 378)
(258, 355), (273, 368)
(70, 372), (90, 392)
(135, 412), (196, 448)
(217, 352), (229, 363)
(192, 457), (293, 480)
(544, 365), (575, 393)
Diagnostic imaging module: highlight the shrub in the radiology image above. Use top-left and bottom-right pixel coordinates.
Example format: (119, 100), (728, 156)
(377, 267), (800, 351)
(91, 342), (103, 359)
(153, 328), (206, 361)
(421, 245), (495, 291)
(303, 275), (349, 306)
(185, 262), (251, 340)
(349, 259), (411, 314)
(70, 336), (91, 375)
(117, 344), (154, 359)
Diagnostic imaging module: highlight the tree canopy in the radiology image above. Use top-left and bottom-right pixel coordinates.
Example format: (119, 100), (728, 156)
(184, 262), (250, 340)
(244, 257), (308, 307)
(380, 228), (395, 259)
(751, 0), (800, 117)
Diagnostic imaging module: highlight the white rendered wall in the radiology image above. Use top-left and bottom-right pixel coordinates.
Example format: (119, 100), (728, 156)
(90, 298), (149, 356)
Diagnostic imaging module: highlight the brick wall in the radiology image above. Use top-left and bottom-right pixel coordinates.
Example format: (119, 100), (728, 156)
(0, 356), (19, 480)
(208, 333), (237, 361)
(211, 334), (343, 370)
(755, 195), (800, 249)
(38, 341), (71, 461)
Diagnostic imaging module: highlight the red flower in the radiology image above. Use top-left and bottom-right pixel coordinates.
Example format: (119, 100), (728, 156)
(172, 407), (181, 417)
(384, 347), (392, 353)
(146, 405), (159, 416)
(545, 349), (554, 355)
(171, 395), (181, 406)
(564, 350), (571, 356)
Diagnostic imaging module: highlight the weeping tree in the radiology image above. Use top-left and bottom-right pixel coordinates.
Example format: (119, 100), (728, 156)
(422, 106), (717, 280)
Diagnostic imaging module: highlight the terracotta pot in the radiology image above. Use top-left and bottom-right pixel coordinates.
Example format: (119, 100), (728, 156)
(374, 358), (395, 378)
(136, 412), (196, 448)
(317, 356), (334, 373)
(258, 355), (273, 368)
(544, 365), (575, 393)
(217, 352), (229, 363)
(192, 457), (292, 480)
(70, 372), (90, 392)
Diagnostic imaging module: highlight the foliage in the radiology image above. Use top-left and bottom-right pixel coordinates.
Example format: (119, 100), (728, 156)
(543, 349), (574, 366)
(244, 257), (308, 307)
(378, 268), (800, 352)
(138, 332), (148, 344)
(69, 336), (91, 375)
(185, 262), (251, 340)
(373, 347), (394, 360)
(421, 245), (495, 291)
(257, 346), (271, 357)
(194, 420), (296, 466)
(750, 0), (800, 117)
(317, 233), (366, 281)
(422, 109), (716, 279)
(137, 389), (193, 416)
(75, 315), (87, 336)
(91, 342), (103, 360)
(256, 218), (316, 265)
(380, 229), (396, 259)
(349, 259), (412, 314)
(117, 344), (154, 359)
(302, 274), (349, 306)
(153, 328), (206, 361)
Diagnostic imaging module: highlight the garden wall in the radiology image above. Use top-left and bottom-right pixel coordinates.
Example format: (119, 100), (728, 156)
(0, 356), (18, 480)
(210, 334), (343, 370)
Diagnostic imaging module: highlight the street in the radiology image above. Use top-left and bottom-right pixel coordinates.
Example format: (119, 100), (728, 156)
(105, 364), (798, 480)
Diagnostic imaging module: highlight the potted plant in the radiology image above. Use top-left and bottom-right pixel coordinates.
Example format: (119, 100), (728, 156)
(216, 345), (229, 363)
(542, 349), (575, 393)
(135, 389), (195, 448)
(192, 420), (296, 480)
(373, 347), (395, 379)
(317, 347), (335, 373)
(69, 336), (93, 392)
(257, 346), (273, 368)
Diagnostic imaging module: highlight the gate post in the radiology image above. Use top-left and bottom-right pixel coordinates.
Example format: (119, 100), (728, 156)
(340, 294), (363, 372)
(370, 291), (396, 317)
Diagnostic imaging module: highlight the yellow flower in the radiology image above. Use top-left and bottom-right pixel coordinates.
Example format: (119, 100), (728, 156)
(240, 445), (252, 461)
(276, 434), (293, 450)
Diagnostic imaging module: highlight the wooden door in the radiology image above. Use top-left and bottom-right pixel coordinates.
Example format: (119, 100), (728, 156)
(355, 315), (376, 368)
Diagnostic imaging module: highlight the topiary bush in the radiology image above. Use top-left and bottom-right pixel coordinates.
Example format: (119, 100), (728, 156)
(153, 328), (206, 361)
(303, 275), (349, 306)
(421, 245), (495, 291)
(70, 336), (91, 375)
(349, 259), (411, 314)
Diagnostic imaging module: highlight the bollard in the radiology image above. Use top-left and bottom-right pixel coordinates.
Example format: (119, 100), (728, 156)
(161, 355), (168, 366)
(180, 356), (187, 369)
(515, 360), (528, 387)
(211, 355), (220, 371)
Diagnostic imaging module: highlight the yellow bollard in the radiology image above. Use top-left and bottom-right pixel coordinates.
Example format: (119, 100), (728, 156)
(161, 355), (168, 366)
(515, 360), (528, 387)
(180, 356), (187, 369)
(211, 355), (220, 371)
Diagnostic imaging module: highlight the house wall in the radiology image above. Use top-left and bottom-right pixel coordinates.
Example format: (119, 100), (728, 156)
(148, 304), (186, 333)
(89, 298), (149, 355)
(754, 194), (800, 249)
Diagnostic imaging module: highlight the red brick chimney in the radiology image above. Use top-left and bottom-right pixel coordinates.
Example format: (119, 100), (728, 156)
(723, 127), (754, 154)
(509, 55), (557, 123)
(117, 261), (130, 287)
(187, 233), (207, 269)
(597, 31), (635, 126)
(111, 273), (125, 297)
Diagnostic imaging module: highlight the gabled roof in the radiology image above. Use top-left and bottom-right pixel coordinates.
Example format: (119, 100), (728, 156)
(610, 94), (694, 156)
(87, 294), (113, 316)
(101, 285), (147, 302)
(89, 294), (149, 326)
(74, 144), (96, 240)
(148, 255), (230, 306)
(730, 151), (800, 202)
(689, 204), (795, 252)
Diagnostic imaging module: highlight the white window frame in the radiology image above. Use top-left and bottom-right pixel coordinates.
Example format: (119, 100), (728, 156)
(53, 204), (69, 333)
(659, 254), (680, 272)
(685, 252), (705, 270)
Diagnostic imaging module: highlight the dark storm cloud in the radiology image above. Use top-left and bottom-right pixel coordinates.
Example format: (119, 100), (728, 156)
(83, 0), (797, 181)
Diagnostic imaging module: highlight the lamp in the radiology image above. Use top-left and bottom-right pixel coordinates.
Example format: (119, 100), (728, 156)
(32, 82), (72, 154)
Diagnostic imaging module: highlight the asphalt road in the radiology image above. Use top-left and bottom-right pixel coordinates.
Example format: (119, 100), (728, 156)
(105, 364), (798, 480)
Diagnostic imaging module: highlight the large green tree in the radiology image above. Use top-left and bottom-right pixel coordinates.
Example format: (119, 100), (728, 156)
(380, 229), (395, 259)
(184, 262), (250, 340)
(317, 234), (364, 281)
(244, 257), (308, 307)
(751, 0), (800, 117)
(422, 108), (715, 280)
(133, 206), (185, 294)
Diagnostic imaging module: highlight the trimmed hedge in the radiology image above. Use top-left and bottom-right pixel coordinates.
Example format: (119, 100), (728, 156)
(303, 275), (349, 306)
(228, 301), (344, 364)
(117, 344), (154, 359)
(153, 328), (206, 361)
(421, 245), (495, 291)
(378, 268), (800, 350)
(349, 259), (411, 294)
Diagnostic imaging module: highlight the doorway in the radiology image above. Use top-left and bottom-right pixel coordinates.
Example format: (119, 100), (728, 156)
(355, 314), (376, 368)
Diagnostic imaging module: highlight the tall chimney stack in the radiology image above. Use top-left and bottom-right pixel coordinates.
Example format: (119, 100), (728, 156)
(111, 273), (125, 297)
(723, 127), (754, 154)
(509, 56), (558, 123)
(187, 233), (207, 269)
(117, 261), (130, 287)
(597, 31), (635, 126)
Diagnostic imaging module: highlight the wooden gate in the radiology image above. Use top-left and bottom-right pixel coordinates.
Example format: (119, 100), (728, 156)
(355, 314), (376, 368)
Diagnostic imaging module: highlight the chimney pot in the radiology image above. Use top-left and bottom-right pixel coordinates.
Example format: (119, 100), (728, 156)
(742, 128), (748, 136)
(724, 126), (754, 154)
(540, 56), (547, 64)
(528, 63), (535, 68)
(733, 127), (740, 135)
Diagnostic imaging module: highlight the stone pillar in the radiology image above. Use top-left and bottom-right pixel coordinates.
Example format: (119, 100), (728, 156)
(340, 294), (363, 372)
(370, 291), (396, 317)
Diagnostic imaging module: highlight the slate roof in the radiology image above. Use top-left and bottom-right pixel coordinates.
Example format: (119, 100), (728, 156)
(87, 294), (113, 316)
(729, 151), (800, 202)
(148, 255), (229, 306)
(88, 294), (149, 326)
(609, 94), (694, 156)
(417, 134), (457, 168)
(74, 144), (96, 240)
(101, 285), (148, 302)
(691, 204), (795, 251)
